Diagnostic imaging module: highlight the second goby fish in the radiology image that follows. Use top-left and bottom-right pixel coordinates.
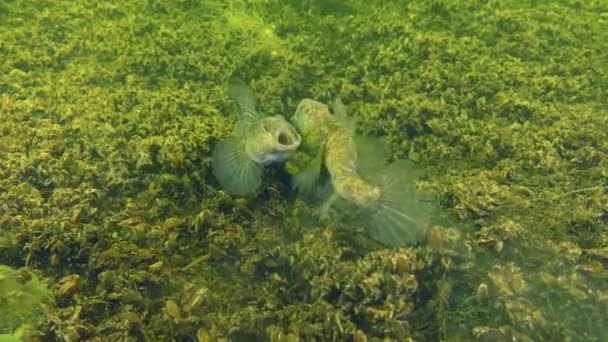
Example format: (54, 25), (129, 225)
(288, 98), (439, 247)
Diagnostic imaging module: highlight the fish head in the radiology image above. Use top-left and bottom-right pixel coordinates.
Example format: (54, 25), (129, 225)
(245, 115), (301, 164)
(291, 99), (330, 136)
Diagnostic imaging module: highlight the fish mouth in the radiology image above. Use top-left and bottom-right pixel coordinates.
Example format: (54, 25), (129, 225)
(276, 127), (301, 149)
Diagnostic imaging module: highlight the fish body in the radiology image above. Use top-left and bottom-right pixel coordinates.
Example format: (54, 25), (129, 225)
(212, 81), (301, 197)
(290, 98), (437, 247)
(292, 99), (380, 208)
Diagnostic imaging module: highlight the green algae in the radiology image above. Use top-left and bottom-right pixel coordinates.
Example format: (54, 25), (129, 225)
(0, 0), (607, 340)
(0, 265), (49, 338)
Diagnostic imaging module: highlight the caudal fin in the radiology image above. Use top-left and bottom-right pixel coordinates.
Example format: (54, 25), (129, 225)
(212, 137), (263, 197)
(366, 159), (439, 247)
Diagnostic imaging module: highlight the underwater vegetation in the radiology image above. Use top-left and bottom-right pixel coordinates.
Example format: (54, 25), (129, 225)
(0, 0), (607, 340)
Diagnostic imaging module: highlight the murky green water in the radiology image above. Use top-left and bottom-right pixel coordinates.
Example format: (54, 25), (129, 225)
(1, 0), (607, 340)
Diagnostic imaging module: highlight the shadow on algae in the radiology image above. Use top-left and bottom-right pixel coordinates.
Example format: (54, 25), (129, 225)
(0, 0), (607, 341)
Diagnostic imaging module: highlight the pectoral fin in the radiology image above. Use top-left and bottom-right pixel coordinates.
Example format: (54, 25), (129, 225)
(292, 149), (323, 196)
(212, 137), (263, 197)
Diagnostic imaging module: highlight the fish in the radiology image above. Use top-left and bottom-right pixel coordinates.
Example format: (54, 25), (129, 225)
(212, 80), (301, 197)
(288, 98), (440, 247)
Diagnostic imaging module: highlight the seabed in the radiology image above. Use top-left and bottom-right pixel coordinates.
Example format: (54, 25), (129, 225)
(0, 0), (607, 340)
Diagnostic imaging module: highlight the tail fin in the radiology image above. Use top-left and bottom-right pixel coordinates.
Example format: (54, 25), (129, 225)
(366, 159), (438, 247)
(212, 137), (263, 197)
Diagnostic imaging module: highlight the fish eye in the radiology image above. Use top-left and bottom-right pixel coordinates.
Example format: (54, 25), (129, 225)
(263, 123), (271, 132)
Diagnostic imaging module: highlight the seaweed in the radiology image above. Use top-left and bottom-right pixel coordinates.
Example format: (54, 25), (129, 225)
(0, 0), (607, 340)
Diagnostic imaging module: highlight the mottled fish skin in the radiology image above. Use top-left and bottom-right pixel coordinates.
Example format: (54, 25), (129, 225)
(292, 99), (381, 208)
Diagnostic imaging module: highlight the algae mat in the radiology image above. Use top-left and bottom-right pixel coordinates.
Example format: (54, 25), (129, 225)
(1, 0), (607, 340)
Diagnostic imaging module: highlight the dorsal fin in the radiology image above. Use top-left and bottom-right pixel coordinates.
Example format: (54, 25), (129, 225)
(355, 135), (389, 180)
(330, 98), (357, 134)
(212, 137), (263, 197)
(228, 79), (263, 121)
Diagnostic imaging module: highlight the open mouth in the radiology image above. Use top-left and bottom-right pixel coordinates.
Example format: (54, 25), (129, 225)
(276, 128), (301, 148)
